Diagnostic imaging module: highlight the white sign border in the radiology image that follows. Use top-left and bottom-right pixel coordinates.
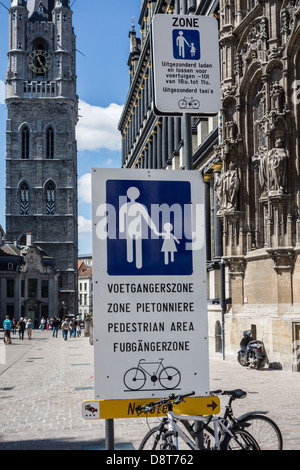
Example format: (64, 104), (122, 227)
(92, 169), (210, 401)
(151, 14), (221, 116)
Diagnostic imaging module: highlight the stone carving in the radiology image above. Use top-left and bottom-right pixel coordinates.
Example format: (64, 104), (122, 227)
(252, 146), (268, 192)
(215, 162), (240, 212)
(270, 82), (285, 113)
(268, 139), (288, 192)
(253, 139), (288, 194)
(281, 1), (300, 40)
(240, 17), (268, 72)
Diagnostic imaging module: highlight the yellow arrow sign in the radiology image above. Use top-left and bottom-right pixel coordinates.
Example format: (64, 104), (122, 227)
(82, 396), (220, 420)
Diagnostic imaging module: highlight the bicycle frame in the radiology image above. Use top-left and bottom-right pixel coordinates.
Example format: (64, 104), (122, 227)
(138, 359), (163, 378)
(167, 411), (227, 450)
(167, 411), (204, 450)
(169, 411), (252, 450)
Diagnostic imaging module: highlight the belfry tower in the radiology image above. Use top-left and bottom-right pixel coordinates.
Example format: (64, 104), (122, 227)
(5, 0), (78, 315)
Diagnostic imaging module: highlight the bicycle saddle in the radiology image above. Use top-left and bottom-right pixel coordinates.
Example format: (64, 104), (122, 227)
(223, 389), (247, 399)
(211, 389), (247, 399)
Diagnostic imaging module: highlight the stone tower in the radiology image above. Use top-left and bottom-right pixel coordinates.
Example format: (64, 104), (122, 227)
(5, 0), (78, 315)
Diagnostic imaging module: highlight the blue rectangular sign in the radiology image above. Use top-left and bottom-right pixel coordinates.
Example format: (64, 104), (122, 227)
(172, 29), (201, 60)
(106, 179), (193, 276)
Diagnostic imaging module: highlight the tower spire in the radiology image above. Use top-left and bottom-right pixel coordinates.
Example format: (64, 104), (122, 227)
(27, 0), (57, 20)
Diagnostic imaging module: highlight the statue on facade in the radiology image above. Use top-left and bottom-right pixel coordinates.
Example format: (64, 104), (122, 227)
(252, 146), (268, 193)
(268, 138), (288, 192)
(214, 162), (240, 212)
(214, 171), (223, 211)
(253, 140), (288, 194)
(223, 162), (240, 210)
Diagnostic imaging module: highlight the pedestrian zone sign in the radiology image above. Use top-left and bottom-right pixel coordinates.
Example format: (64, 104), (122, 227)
(151, 14), (221, 115)
(92, 169), (209, 402)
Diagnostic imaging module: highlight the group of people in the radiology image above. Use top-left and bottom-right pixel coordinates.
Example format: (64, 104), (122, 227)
(2, 315), (84, 344)
(50, 316), (83, 340)
(3, 316), (34, 344)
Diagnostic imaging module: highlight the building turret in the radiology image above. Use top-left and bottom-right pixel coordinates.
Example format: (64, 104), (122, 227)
(128, 18), (141, 82)
(7, 0), (29, 99)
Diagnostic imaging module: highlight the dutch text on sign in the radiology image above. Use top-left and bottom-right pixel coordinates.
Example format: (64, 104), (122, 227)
(92, 169), (209, 401)
(82, 396), (220, 420)
(151, 14), (221, 115)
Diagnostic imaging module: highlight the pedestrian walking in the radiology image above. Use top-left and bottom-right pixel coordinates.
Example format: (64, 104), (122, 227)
(61, 317), (69, 341)
(69, 320), (75, 338)
(76, 323), (81, 337)
(17, 317), (26, 340)
(12, 318), (16, 335)
(40, 317), (46, 331)
(3, 315), (12, 344)
(52, 317), (59, 338)
(26, 319), (33, 340)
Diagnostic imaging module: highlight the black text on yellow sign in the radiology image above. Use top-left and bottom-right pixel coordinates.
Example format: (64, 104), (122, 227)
(82, 396), (220, 420)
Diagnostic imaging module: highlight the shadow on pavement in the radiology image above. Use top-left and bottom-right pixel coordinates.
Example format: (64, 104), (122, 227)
(0, 437), (106, 451)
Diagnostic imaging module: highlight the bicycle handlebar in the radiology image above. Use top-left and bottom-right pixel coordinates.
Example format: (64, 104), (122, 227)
(136, 391), (195, 415)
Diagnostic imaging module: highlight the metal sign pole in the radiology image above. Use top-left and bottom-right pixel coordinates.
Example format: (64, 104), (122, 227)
(183, 114), (193, 170)
(183, 113), (205, 450)
(105, 419), (115, 450)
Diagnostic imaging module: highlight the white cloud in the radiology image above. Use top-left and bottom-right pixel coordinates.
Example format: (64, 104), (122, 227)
(0, 80), (5, 104)
(78, 173), (92, 204)
(78, 215), (92, 235)
(77, 100), (123, 152)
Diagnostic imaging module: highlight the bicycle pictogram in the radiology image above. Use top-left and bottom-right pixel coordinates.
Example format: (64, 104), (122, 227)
(178, 97), (200, 109)
(123, 358), (181, 391)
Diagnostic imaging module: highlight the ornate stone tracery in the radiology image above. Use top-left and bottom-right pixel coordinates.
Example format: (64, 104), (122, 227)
(217, 0), (300, 334)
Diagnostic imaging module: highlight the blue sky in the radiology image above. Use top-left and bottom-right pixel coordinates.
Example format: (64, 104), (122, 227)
(0, 0), (142, 255)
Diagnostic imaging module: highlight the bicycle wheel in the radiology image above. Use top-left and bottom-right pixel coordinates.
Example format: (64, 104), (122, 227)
(139, 425), (197, 450)
(239, 415), (283, 450)
(221, 428), (260, 450)
(139, 426), (165, 450)
(159, 366), (181, 389)
(123, 367), (146, 391)
(192, 100), (200, 109)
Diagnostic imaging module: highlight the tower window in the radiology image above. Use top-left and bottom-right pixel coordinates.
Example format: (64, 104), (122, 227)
(22, 126), (30, 159)
(20, 182), (30, 215)
(46, 127), (54, 159)
(46, 181), (56, 215)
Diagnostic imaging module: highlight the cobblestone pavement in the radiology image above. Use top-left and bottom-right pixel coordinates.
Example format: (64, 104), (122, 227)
(0, 329), (299, 450)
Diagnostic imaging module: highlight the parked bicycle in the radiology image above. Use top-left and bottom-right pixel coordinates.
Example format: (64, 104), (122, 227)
(137, 392), (260, 450)
(192, 389), (283, 451)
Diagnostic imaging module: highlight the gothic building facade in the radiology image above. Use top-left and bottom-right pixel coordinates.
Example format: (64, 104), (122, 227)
(5, 0), (78, 316)
(216, 0), (300, 370)
(120, 0), (300, 371)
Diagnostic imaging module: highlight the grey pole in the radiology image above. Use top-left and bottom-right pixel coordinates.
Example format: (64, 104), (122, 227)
(183, 114), (193, 170)
(105, 419), (115, 450)
(183, 113), (204, 449)
(182, 0), (203, 446)
(220, 259), (226, 360)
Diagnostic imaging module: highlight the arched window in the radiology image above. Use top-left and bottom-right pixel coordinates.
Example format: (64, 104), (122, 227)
(22, 126), (30, 159)
(20, 182), (30, 215)
(46, 181), (56, 215)
(46, 126), (54, 159)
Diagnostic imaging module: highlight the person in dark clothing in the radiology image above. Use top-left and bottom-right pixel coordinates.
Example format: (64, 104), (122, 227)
(52, 317), (59, 338)
(17, 318), (26, 340)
